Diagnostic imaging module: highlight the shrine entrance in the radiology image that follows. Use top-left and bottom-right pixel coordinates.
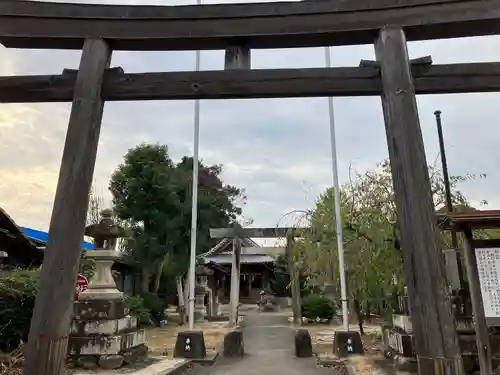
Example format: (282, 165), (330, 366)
(2, 1), (500, 375)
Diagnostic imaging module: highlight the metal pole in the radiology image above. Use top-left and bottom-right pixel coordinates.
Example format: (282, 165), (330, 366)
(188, 0), (202, 330)
(434, 110), (464, 288)
(325, 46), (349, 331)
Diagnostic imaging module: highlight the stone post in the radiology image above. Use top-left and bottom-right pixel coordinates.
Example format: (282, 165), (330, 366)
(194, 265), (212, 322)
(68, 209), (148, 370)
(195, 280), (207, 323)
(248, 274), (252, 297)
(174, 264), (211, 359)
(208, 275), (219, 318)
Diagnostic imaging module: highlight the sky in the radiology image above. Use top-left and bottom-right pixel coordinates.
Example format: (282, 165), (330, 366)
(1, 0), (500, 240)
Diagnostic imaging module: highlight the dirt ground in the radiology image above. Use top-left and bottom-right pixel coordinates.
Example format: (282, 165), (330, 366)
(147, 320), (230, 358)
(306, 321), (414, 375)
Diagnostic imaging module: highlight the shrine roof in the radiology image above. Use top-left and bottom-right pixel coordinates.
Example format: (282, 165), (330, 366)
(437, 209), (500, 230)
(202, 253), (275, 265)
(199, 236), (259, 258)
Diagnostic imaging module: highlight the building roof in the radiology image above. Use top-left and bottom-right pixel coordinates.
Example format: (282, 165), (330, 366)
(20, 226), (94, 250)
(200, 237), (280, 266)
(0, 207), (43, 266)
(199, 236), (259, 258)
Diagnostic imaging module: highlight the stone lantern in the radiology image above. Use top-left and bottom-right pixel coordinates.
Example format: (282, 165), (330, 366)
(194, 265), (213, 322)
(68, 209), (147, 370)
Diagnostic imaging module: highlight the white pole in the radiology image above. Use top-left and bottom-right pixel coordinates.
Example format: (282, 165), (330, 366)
(324, 46), (349, 332)
(188, 0), (202, 331)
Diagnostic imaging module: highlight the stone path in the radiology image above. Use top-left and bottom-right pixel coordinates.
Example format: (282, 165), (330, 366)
(199, 310), (340, 375)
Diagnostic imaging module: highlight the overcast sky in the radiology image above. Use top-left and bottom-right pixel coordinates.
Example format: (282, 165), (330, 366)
(1, 0), (499, 238)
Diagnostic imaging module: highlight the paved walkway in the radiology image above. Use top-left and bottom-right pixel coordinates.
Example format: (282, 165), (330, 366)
(201, 310), (339, 375)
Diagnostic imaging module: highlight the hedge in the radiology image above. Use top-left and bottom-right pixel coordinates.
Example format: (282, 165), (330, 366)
(0, 268), (40, 352)
(301, 294), (336, 321)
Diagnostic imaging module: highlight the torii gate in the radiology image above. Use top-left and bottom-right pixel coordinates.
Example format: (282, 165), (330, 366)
(210, 226), (303, 326)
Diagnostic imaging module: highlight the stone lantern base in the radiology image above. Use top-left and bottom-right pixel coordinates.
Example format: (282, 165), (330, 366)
(69, 298), (148, 370)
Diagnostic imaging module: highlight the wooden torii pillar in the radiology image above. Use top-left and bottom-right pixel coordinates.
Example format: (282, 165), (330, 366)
(209, 227), (303, 325)
(23, 39), (111, 375)
(375, 26), (463, 375)
(209, 226), (242, 326)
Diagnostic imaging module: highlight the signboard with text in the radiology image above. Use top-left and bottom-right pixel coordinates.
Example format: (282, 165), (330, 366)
(476, 248), (500, 318)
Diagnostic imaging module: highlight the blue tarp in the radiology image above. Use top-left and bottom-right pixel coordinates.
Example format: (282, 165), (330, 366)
(20, 227), (94, 250)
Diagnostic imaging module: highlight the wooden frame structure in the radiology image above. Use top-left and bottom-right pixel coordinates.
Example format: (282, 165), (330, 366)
(438, 210), (500, 375)
(210, 227), (302, 326)
(3, 1), (499, 374)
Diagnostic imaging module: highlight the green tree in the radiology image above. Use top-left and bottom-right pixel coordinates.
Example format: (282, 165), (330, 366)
(109, 143), (245, 294)
(172, 157), (245, 270)
(297, 158), (486, 325)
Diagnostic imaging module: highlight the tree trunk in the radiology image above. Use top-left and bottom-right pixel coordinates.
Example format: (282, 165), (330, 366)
(353, 296), (365, 336)
(140, 268), (151, 294)
(176, 276), (186, 325)
(152, 259), (166, 294)
(366, 300), (372, 322)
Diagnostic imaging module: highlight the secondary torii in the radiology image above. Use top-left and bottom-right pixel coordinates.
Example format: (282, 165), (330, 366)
(209, 226), (305, 326)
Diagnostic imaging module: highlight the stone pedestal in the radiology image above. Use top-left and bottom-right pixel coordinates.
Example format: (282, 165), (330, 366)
(295, 329), (313, 358)
(69, 245), (147, 369)
(174, 331), (206, 359)
(333, 331), (364, 357)
(223, 330), (244, 357)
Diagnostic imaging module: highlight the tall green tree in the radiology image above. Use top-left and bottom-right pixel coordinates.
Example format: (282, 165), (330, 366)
(110, 144), (179, 292)
(297, 158), (486, 321)
(173, 157), (244, 268)
(109, 143), (245, 294)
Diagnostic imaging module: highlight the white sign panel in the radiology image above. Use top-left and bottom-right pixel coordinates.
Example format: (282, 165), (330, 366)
(476, 248), (500, 318)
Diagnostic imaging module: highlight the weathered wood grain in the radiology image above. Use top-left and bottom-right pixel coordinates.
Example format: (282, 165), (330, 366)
(2, 63), (500, 103)
(224, 46), (251, 71)
(22, 38), (111, 375)
(0, 0), (470, 20)
(375, 26), (463, 375)
(0, 0), (497, 50)
(229, 238), (241, 327)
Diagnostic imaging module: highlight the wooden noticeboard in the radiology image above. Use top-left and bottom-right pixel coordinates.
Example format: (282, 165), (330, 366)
(476, 248), (500, 326)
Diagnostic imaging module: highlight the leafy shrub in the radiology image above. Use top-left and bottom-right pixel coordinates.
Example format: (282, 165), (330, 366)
(0, 268), (40, 352)
(126, 293), (167, 326)
(301, 294), (336, 321)
(141, 292), (168, 325)
(125, 295), (152, 326)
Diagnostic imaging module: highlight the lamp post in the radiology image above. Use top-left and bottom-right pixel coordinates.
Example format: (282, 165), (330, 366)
(434, 110), (464, 288)
(325, 46), (349, 332)
(188, 0), (203, 331)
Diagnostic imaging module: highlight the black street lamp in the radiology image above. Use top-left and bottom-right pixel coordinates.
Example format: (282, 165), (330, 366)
(434, 110), (464, 288)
